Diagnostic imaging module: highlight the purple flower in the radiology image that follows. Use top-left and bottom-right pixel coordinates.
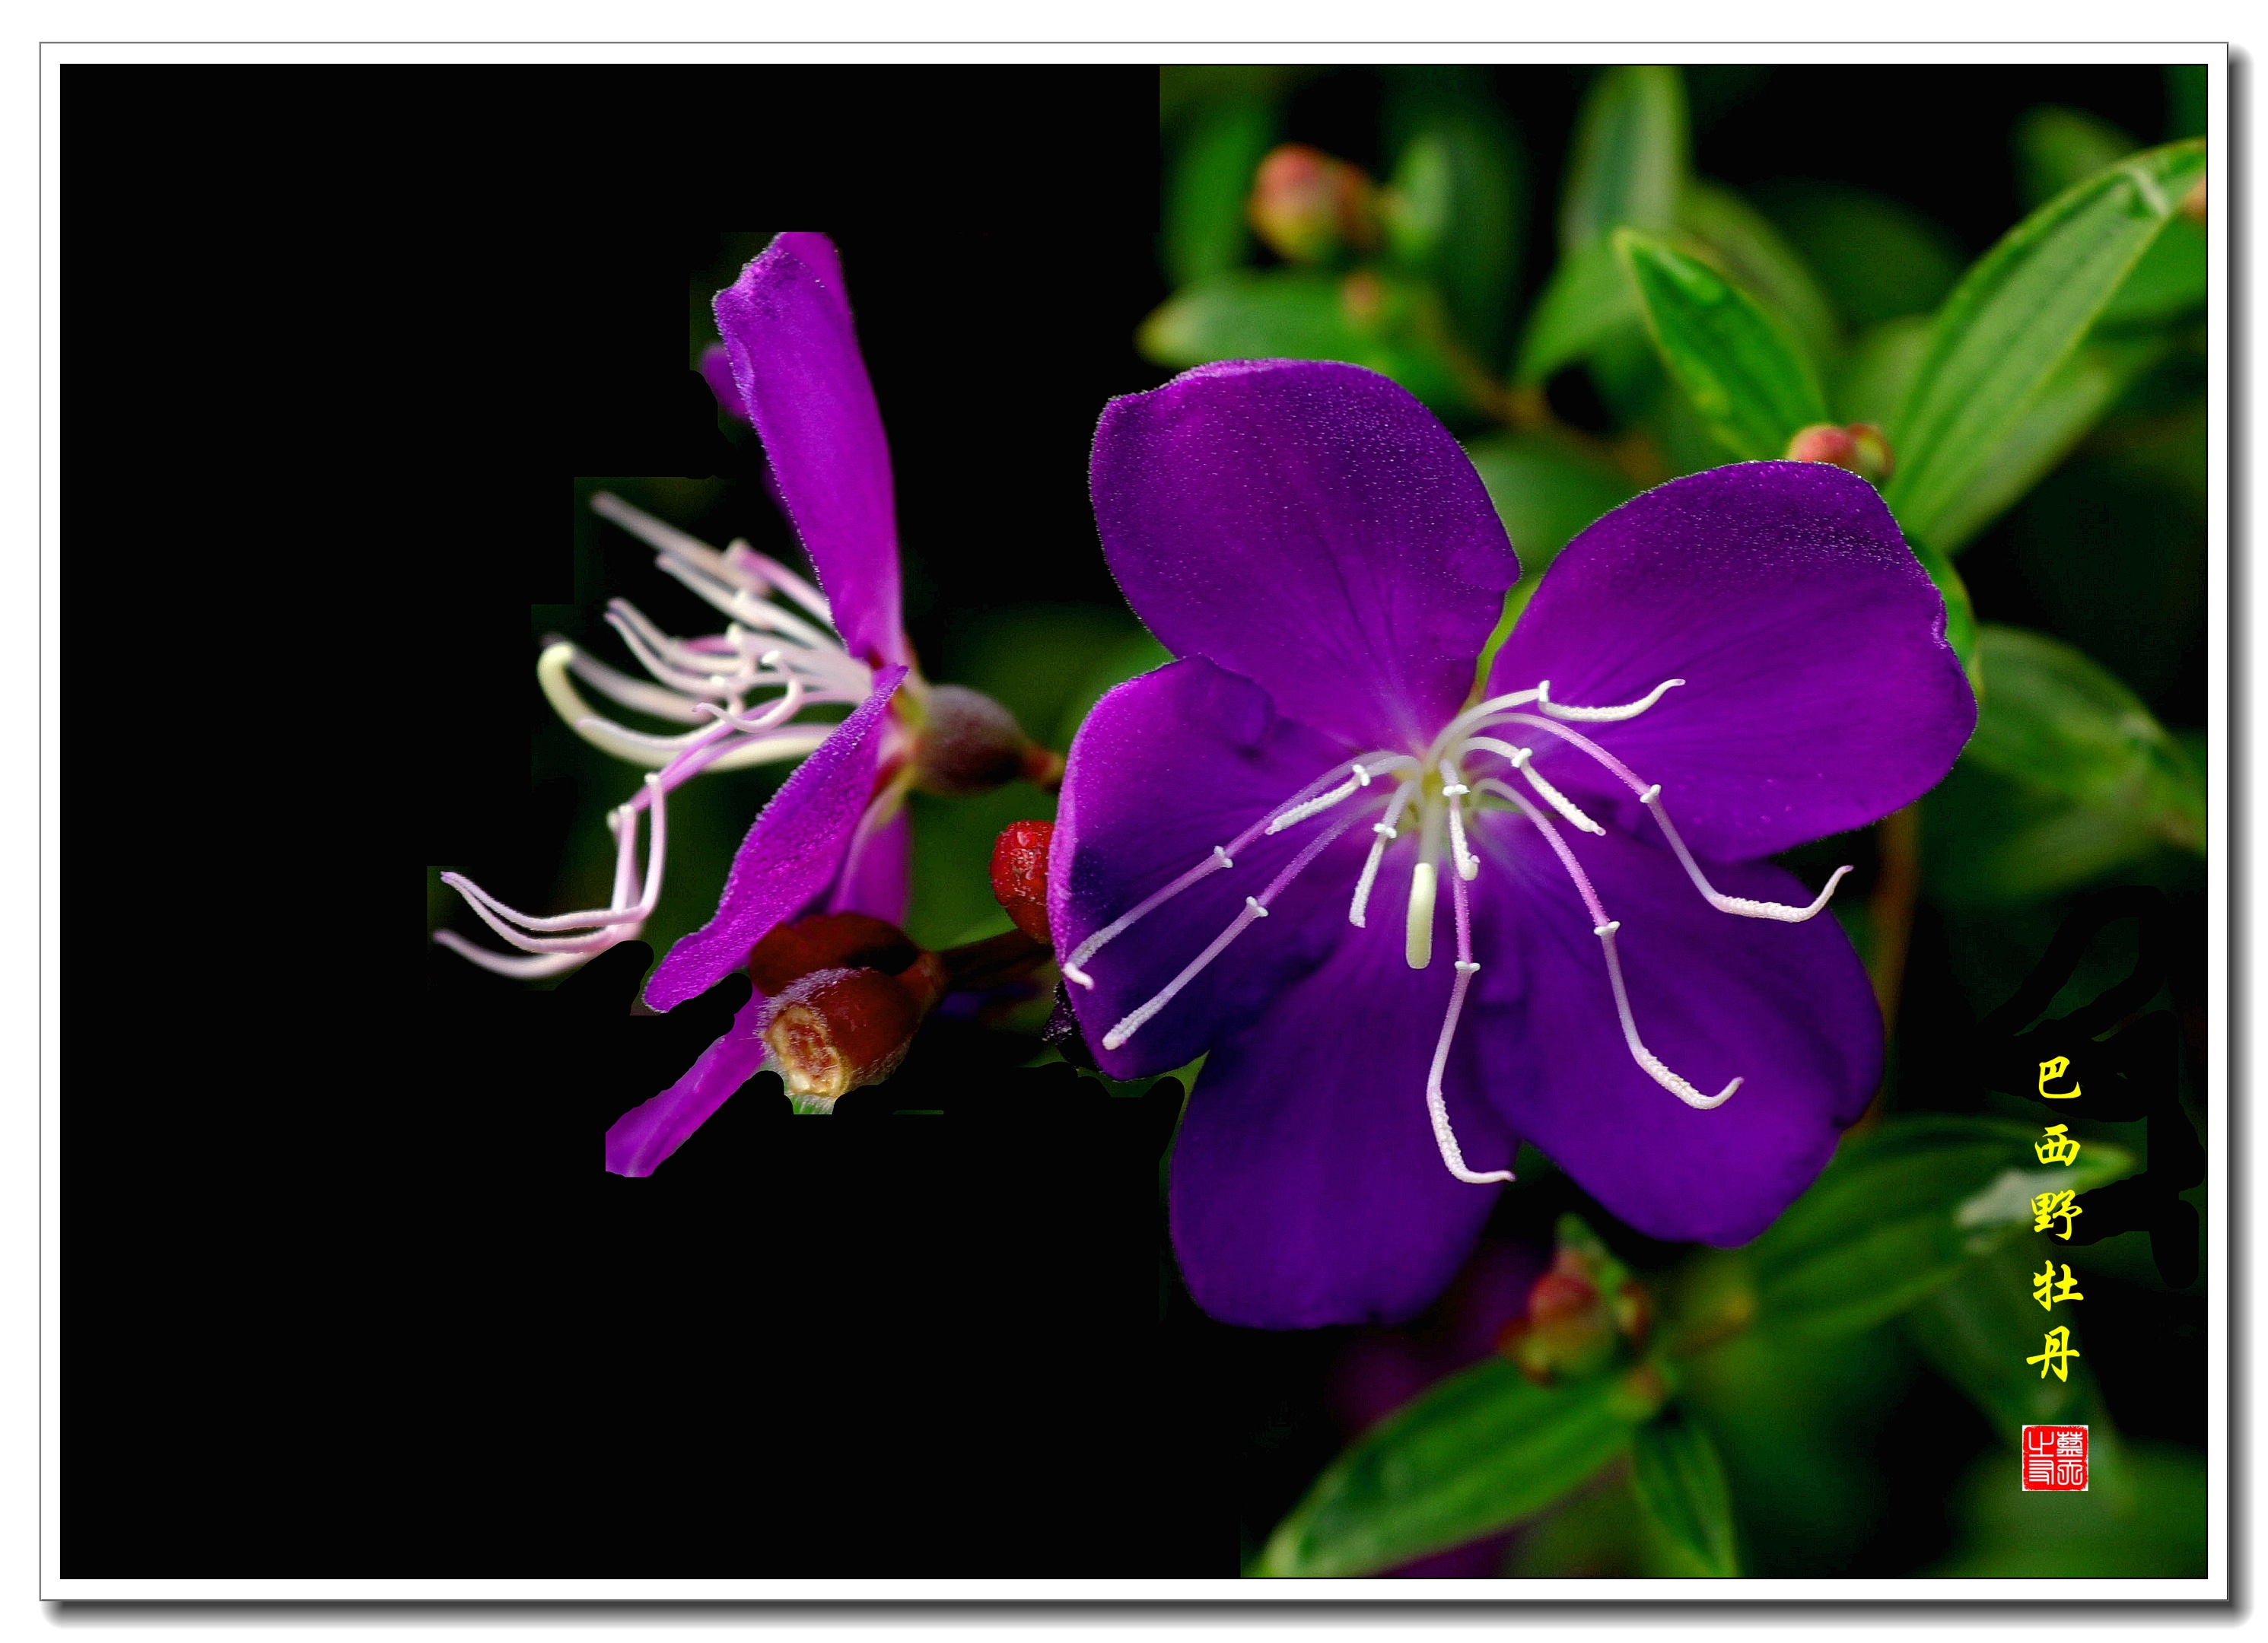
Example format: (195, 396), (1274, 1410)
(1050, 359), (1975, 1330)
(435, 232), (919, 994)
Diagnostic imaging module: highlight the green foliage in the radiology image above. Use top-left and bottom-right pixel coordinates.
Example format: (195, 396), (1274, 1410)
(1931, 1444), (2206, 1576)
(1139, 269), (1471, 415)
(1559, 65), (1687, 253)
(1381, 81), (1525, 365)
(1252, 1357), (1668, 1577)
(1926, 624), (2204, 906)
(1630, 1407), (1741, 1575)
(1675, 177), (1840, 365)
(1750, 1116), (2138, 1339)
(1514, 239), (1635, 384)
(1163, 97), (1277, 286)
(2015, 105), (2140, 208)
(1755, 181), (1965, 329)
(1905, 1243), (2115, 1440)
(1614, 228), (1827, 461)
(1883, 140), (2208, 554)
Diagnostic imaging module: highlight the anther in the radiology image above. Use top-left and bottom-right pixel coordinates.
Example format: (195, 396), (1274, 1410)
(1472, 740), (1607, 837)
(1214, 845), (1234, 869)
(1352, 762), (1372, 787)
(1455, 960), (1480, 974)
(1245, 897), (1268, 918)
(1535, 678), (1686, 723)
(1373, 822), (1398, 837)
(1644, 786), (1853, 922)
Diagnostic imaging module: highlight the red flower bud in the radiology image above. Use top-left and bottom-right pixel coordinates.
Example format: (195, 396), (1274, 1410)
(1786, 421), (1893, 484)
(990, 819), (1055, 943)
(763, 967), (925, 1109)
(746, 911), (919, 996)
(1248, 144), (1379, 264)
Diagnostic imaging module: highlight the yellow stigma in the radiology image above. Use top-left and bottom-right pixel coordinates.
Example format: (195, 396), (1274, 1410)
(1406, 861), (1436, 970)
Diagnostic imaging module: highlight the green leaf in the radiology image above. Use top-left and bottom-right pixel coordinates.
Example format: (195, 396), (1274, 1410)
(1382, 99), (1525, 365)
(2098, 214), (2208, 328)
(1882, 139), (2208, 550)
(1162, 96), (1277, 286)
(1614, 227), (1827, 460)
(1137, 269), (1470, 414)
(1750, 1116), (2138, 1340)
(1832, 314), (1932, 426)
(1675, 177), (1840, 364)
(1463, 430), (1635, 636)
(2015, 106), (2139, 210)
(1905, 1243), (2112, 1438)
(1926, 624), (2207, 905)
(1560, 65), (1687, 254)
(1513, 239), (1634, 384)
(1932, 1444), (2205, 1578)
(1630, 1409), (1740, 1576)
(1926, 336), (2171, 555)
(1754, 181), (1964, 329)
(1252, 1358), (1668, 1577)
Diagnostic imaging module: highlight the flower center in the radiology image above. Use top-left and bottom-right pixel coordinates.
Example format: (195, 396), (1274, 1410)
(1063, 675), (1856, 1187)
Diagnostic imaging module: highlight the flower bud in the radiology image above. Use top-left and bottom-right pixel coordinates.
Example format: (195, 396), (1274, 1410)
(1785, 421), (1892, 484)
(1248, 144), (1379, 265)
(1495, 1220), (1655, 1385)
(746, 911), (918, 995)
(990, 820), (1055, 943)
(762, 965), (924, 1112)
(911, 684), (1038, 797)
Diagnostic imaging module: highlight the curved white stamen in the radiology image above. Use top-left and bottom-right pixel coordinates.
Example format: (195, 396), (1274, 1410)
(1464, 737), (1605, 836)
(1405, 861), (1437, 971)
(1439, 761), (1480, 882)
(724, 539), (832, 623)
(1350, 782), (1416, 927)
(544, 640), (712, 725)
(441, 774), (669, 953)
(1102, 811), (1368, 1050)
(429, 932), (601, 979)
(1478, 779), (1742, 1111)
(1431, 687), (1546, 752)
(1640, 786), (1854, 922)
(1264, 758), (1401, 834)
(1424, 860), (1515, 1184)
(1535, 677), (1685, 722)
(1064, 756), (1401, 978)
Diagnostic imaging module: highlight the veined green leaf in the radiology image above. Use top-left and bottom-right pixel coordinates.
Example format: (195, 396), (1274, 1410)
(1163, 96), (1277, 286)
(1514, 239), (1635, 384)
(1929, 336), (2171, 555)
(1675, 177), (1840, 365)
(1560, 65), (1687, 254)
(1630, 1409), (1740, 1576)
(2098, 215), (2208, 328)
(1750, 1116), (2138, 1340)
(1137, 269), (1471, 414)
(1883, 139), (2208, 548)
(1615, 227), (1827, 460)
(1251, 1358), (1667, 1577)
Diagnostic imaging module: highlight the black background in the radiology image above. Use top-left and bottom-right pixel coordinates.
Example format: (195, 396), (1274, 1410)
(62, 62), (2205, 1581)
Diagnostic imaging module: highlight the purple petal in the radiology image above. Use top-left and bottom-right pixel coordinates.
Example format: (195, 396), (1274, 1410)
(604, 989), (770, 1177)
(713, 234), (906, 669)
(697, 342), (748, 424)
(825, 801), (911, 924)
(644, 668), (906, 1012)
(1489, 462), (1975, 860)
(1090, 360), (1518, 752)
(1169, 910), (1515, 1330)
(1465, 812), (1880, 1246)
(1050, 656), (1374, 1079)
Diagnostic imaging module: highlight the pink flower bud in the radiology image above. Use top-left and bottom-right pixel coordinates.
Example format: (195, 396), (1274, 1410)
(912, 685), (1035, 797)
(1786, 421), (1893, 485)
(1248, 144), (1379, 265)
(991, 820), (1056, 943)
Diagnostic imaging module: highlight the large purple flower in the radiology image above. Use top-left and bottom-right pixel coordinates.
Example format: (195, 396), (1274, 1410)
(1050, 359), (1975, 1330)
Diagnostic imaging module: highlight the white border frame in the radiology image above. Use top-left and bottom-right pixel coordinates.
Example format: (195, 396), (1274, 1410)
(33, 34), (2230, 1606)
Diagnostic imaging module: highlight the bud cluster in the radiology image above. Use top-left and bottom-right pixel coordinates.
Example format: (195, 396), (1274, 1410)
(1785, 421), (1894, 485)
(1248, 144), (1382, 265)
(1496, 1216), (1653, 1386)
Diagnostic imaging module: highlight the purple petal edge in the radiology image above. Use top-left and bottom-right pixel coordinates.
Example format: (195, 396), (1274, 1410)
(642, 666), (906, 1012)
(604, 988), (771, 1177)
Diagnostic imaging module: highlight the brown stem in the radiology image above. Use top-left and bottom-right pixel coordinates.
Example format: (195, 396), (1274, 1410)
(1851, 802), (1923, 1132)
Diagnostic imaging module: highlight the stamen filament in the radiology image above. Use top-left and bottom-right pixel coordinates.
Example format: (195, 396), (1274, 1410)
(1640, 786), (1854, 922)
(1102, 810), (1368, 1050)
(1423, 860), (1513, 1184)
(1349, 781), (1416, 927)
(1439, 760), (1480, 881)
(1535, 676), (1685, 722)
(1478, 780), (1742, 1111)
(1462, 737), (1605, 836)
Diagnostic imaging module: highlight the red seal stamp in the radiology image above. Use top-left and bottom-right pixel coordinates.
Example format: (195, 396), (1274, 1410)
(2021, 1425), (2088, 1491)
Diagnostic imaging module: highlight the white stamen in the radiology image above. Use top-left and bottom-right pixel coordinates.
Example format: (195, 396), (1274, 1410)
(1214, 845), (1235, 869)
(443, 773), (669, 953)
(1352, 761), (1373, 786)
(1465, 737), (1606, 836)
(1535, 677), (1685, 722)
(1480, 780), (1744, 1112)
(545, 640), (711, 724)
(1062, 962), (1094, 990)
(1102, 812), (1366, 1050)
(1266, 772), (1366, 833)
(1595, 922), (1742, 1109)
(1640, 786), (1855, 922)
(1423, 861), (1513, 1184)
(1350, 782), (1416, 927)
(1405, 861), (1437, 970)
(1440, 761), (1480, 882)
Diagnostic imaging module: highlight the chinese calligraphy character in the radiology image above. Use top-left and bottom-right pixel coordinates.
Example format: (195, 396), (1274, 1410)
(2023, 1424), (2089, 1490)
(2032, 1188), (2083, 1239)
(2034, 1123), (2082, 1166)
(2027, 1326), (2081, 1382)
(2037, 1054), (2081, 1099)
(2033, 1261), (2085, 1310)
